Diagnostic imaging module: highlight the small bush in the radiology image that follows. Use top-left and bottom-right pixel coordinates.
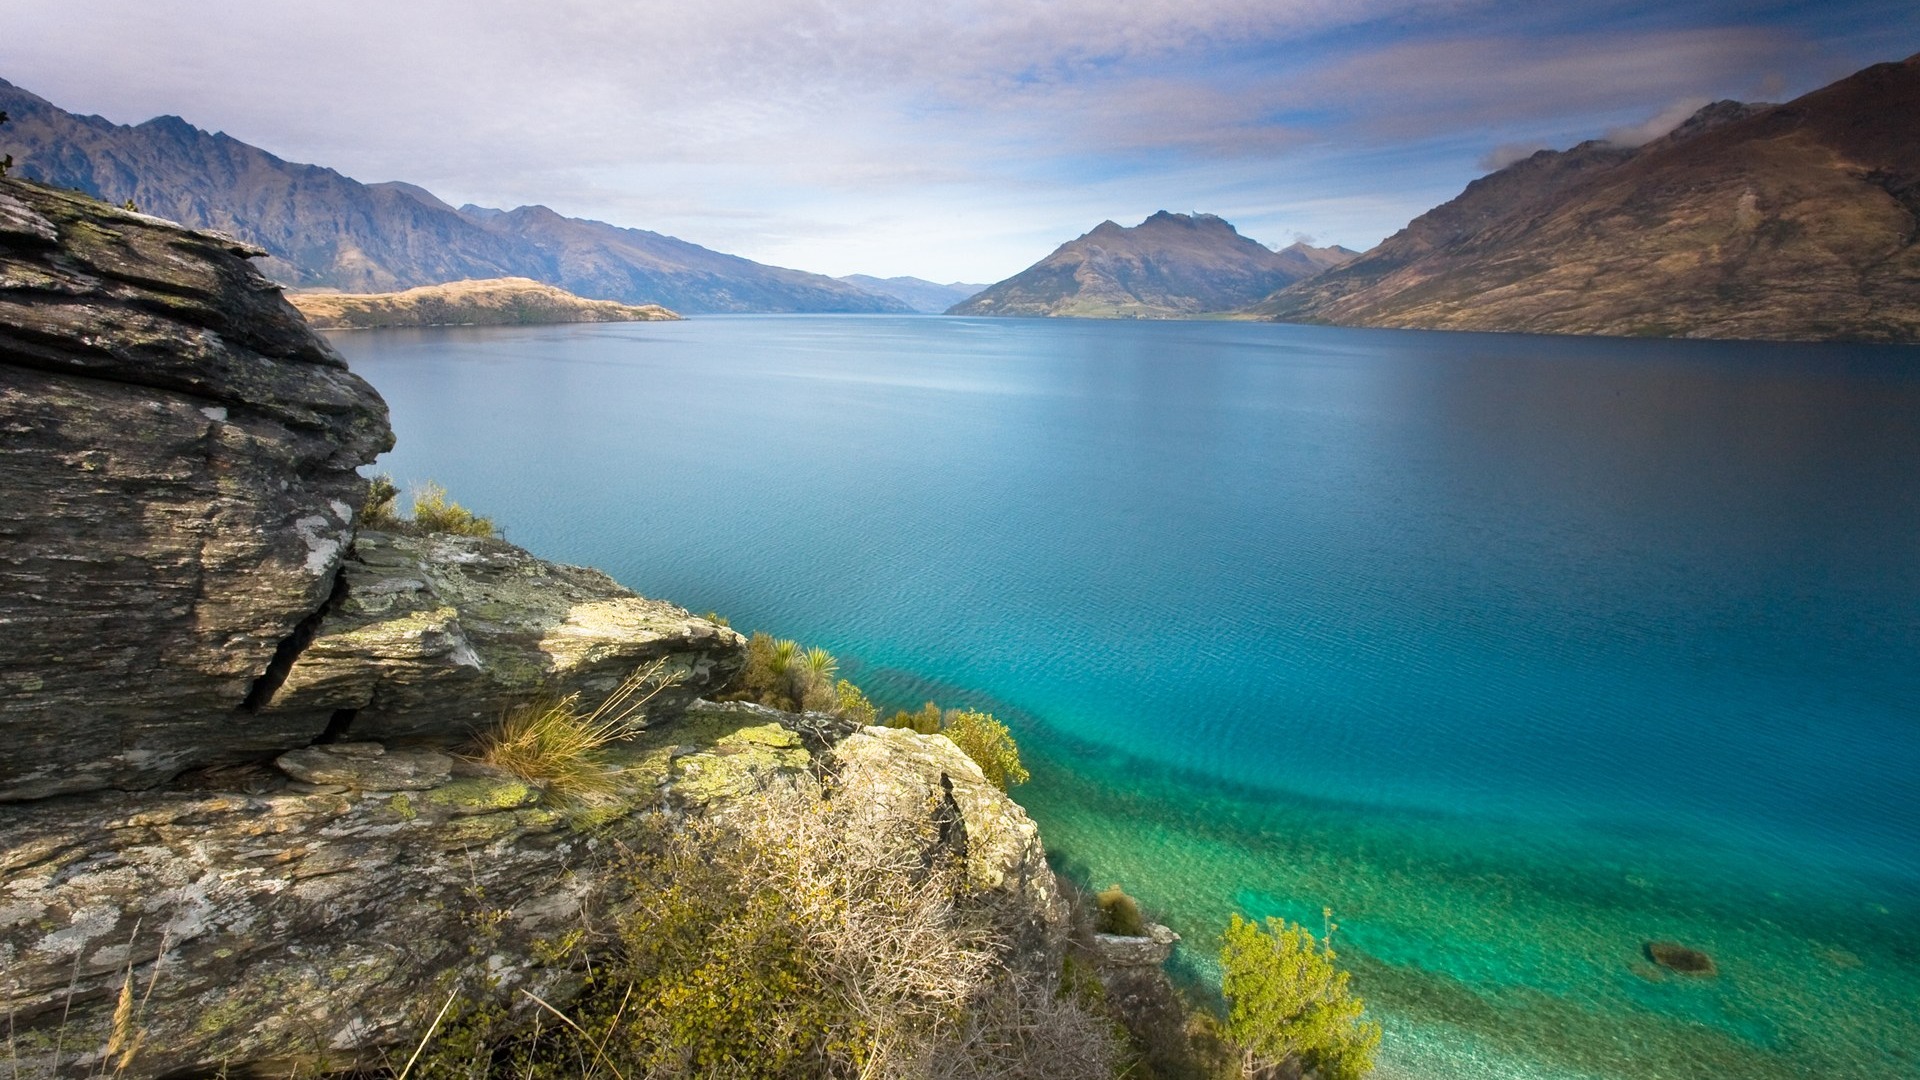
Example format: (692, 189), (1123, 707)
(360, 473), (401, 528)
(411, 481), (498, 537)
(728, 634), (882, 722)
(1095, 885), (1146, 937)
(473, 659), (683, 805)
(885, 705), (1028, 790)
(834, 679), (878, 726)
(1219, 913), (1380, 1080)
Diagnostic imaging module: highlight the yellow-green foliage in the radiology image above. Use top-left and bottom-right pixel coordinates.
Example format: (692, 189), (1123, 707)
(358, 475), (497, 538)
(472, 660), (682, 805)
(942, 709), (1029, 790)
(729, 633), (877, 720)
(1095, 885), (1145, 937)
(885, 704), (1029, 790)
(833, 679), (877, 726)
(411, 481), (498, 537)
(885, 701), (944, 735)
(508, 785), (1124, 1079)
(1219, 913), (1381, 1080)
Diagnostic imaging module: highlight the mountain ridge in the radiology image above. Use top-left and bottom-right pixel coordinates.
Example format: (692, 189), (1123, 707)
(0, 77), (910, 314)
(1245, 54), (1920, 342)
(950, 211), (1355, 318)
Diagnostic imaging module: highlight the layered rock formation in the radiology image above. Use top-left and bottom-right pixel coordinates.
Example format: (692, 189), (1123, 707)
(0, 181), (1068, 1078)
(952, 212), (1355, 318)
(1248, 53), (1920, 342)
(0, 79), (911, 314)
(287, 277), (680, 329)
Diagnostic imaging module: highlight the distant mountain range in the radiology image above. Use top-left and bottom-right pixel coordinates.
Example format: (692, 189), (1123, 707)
(0, 77), (909, 314)
(1249, 53), (1920, 342)
(837, 275), (989, 313)
(950, 211), (1356, 317)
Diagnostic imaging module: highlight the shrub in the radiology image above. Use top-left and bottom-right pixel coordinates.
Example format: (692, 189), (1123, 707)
(360, 473), (401, 528)
(728, 634), (883, 722)
(1219, 913), (1380, 1080)
(834, 679), (878, 726)
(517, 777), (1126, 1079)
(411, 481), (498, 537)
(472, 659), (683, 805)
(941, 710), (1029, 790)
(0, 109), (11, 178)
(1095, 885), (1146, 937)
(885, 705), (1028, 791)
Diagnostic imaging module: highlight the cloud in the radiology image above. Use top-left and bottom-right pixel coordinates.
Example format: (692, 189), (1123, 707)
(1603, 97), (1712, 146)
(1478, 142), (1549, 171)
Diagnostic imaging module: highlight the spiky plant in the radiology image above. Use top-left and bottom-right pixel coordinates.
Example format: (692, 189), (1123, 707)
(474, 659), (683, 805)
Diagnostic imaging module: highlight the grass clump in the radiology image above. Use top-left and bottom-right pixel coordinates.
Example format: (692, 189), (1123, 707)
(1220, 912), (1380, 1080)
(885, 704), (1030, 790)
(1095, 885), (1146, 937)
(472, 659), (683, 805)
(359, 474), (497, 537)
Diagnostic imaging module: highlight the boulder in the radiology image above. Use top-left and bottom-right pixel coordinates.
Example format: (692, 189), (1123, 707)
(1091, 923), (1181, 968)
(0, 179), (392, 800)
(256, 529), (745, 745)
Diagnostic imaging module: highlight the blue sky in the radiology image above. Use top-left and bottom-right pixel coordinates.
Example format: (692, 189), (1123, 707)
(4, 1), (1914, 282)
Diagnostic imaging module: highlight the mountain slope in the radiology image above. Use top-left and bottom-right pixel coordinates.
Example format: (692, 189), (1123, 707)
(950, 212), (1353, 317)
(1247, 54), (1920, 342)
(0, 78), (908, 314)
(838, 274), (989, 313)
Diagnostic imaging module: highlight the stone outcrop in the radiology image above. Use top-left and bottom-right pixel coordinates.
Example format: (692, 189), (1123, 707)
(0, 178), (392, 801)
(0, 703), (1063, 1078)
(256, 529), (744, 746)
(1090, 923), (1181, 968)
(0, 185), (1067, 1077)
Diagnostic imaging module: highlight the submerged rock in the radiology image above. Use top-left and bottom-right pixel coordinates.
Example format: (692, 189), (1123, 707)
(1091, 923), (1181, 968)
(1644, 940), (1718, 976)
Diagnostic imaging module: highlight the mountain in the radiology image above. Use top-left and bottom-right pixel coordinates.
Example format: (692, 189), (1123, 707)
(0, 77), (909, 314)
(837, 274), (990, 313)
(286, 278), (679, 329)
(1247, 54), (1920, 342)
(949, 212), (1354, 317)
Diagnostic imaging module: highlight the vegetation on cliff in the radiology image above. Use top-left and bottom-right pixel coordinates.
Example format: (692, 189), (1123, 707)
(287, 277), (681, 329)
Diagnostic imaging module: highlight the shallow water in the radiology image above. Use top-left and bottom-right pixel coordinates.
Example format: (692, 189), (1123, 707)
(334, 316), (1920, 1079)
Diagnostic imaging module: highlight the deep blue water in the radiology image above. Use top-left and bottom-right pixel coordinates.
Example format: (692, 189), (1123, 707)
(333, 316), (1920, 1079)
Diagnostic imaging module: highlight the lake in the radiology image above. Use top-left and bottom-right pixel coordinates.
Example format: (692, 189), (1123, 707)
(333, 315), (1920, 1080)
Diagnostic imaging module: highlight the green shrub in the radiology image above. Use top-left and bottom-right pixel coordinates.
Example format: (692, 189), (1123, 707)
(884, 704), (1029, 790)
(1219, 913), (1380, 1080)
(943, 709), (1029, 790)
(1095, 885), (1146, 937)
(833, 679), (878, 726)
(411, 481), (498, 537)
(361, 473), (401, 528)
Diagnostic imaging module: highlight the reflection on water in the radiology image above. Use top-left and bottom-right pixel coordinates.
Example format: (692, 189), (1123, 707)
(336, 316), (1920, 1079)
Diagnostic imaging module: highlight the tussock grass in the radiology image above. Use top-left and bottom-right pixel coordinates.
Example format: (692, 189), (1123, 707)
(474, 659), (684, 805)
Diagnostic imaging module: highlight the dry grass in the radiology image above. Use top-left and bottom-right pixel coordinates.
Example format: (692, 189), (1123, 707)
(473, 659), (684, 805)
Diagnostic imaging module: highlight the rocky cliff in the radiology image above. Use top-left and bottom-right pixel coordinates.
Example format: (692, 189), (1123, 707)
(1247, 54), (1920, 342)
(0, 181), (1067, 1077)
(951, 212), (1354, 318)
(0, 78), (911, 314)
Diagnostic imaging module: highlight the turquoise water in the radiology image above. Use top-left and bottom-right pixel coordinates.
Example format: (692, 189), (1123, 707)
(333, 317), (1920, 1079)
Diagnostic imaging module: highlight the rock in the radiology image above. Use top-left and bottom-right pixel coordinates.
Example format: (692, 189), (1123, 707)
(273, 743), (454, 790)
(1091, 923), (1181, 968)
(1644, 941), (1717, 976)
(0, 178), (393, 800)
(0, 708), (1070, 1078)
(257, 529), (745, 745)
(830, 724), (1068, 963)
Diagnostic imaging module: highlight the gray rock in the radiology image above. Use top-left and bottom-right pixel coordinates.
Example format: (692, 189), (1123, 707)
(274, 743), (454, 790)
(0, 179), (392, 800)
(1090, 923), (1180, 968)
(258, 529), (746, 745)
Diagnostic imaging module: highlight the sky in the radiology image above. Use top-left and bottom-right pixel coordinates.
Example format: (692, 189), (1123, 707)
(3, 1), (1915, 283)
